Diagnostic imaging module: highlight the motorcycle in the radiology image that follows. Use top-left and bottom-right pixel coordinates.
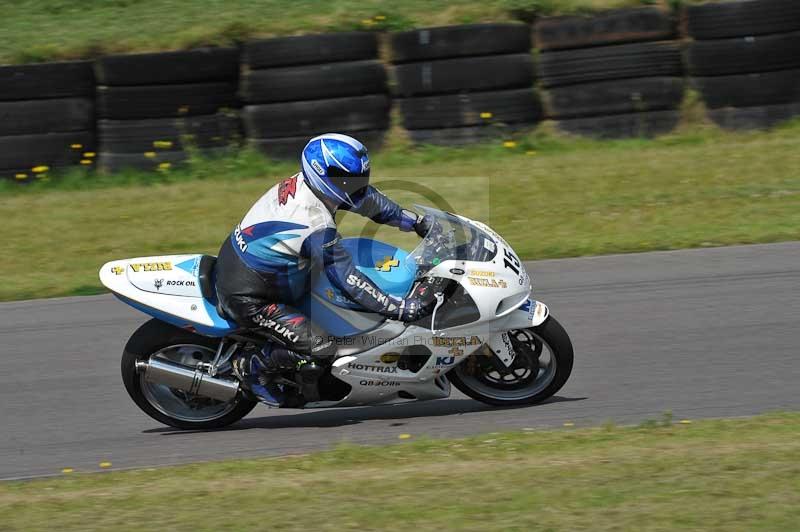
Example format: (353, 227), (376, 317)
(100, 206), (574, 429)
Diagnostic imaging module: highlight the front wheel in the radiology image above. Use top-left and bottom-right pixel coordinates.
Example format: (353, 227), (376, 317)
(121, 319), (257, 430)
(448, 316), (574, 406)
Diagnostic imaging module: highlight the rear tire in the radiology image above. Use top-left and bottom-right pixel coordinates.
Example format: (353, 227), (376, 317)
(121, 319), (256, 430)
(449, 316), (574, 406)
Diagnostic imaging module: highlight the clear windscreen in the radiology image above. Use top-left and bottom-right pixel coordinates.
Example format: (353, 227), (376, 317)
(406, 206), (498, 279)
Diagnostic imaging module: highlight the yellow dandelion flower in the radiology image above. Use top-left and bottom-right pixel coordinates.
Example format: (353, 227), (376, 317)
(158, 162), (172, 170)
(480, 112), (493, 119)
(503, 141), (517, 148)
(32, 165), (50, 173)
(80, 159), (92, 165)
(526, 150), (537, 156)
(83, 152), (96, 158)
(153, 140), (173, 149)
(15, 173), (28, 180)
(375, 15), (386, 21)
(361, 19), (375, 25)
(70, 143), (83, 149)
(144, 151), (157, 158)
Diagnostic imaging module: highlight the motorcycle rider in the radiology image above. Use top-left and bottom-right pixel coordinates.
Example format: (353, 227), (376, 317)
(215, 133), (433, 406)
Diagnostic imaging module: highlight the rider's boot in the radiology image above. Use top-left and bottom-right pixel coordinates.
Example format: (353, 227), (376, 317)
(232, 344), (324, 406)
(232, 345), (287, 407)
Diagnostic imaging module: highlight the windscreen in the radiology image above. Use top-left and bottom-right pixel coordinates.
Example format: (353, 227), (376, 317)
(405, 206), (498, 279)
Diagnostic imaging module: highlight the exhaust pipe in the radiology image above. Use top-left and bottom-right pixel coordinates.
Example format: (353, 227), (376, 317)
(136, 358), (241, 402)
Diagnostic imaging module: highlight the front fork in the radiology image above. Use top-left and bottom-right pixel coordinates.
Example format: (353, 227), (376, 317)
(482, 298), (550, 369)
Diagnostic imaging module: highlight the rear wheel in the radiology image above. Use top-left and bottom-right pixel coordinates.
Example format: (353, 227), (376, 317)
(121, 319), (256, 429)
(448, 316), (574, 406)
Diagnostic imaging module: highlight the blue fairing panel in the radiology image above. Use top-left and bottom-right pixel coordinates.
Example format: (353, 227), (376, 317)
(115, 294), (238, 338)
(301, 238), (415, 337)
(311, 238), (415, 308)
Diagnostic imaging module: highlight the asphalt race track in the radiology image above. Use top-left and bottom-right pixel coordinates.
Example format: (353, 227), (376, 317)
(1, 242), (798, 480)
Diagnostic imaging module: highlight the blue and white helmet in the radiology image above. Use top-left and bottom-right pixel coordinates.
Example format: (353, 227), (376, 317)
(301, 133), (371, 208)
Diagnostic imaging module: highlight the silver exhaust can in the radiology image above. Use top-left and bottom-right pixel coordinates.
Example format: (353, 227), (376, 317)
(136, 358), (241, 402)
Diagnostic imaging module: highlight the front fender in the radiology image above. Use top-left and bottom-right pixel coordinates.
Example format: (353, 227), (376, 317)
(503, 298), (550, 330)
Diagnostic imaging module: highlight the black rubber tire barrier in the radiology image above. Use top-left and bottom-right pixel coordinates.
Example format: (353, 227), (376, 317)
(96, 82), (237, 119)
(399, 89), (542, 129)
(692, 69), (800, 109)
(538, 41), (682, 88)
(687, 31), (800, 77)
(98, 113), (241, 153)
(240, 60), (387, 104)
(707, 102), (800, 130)
(97, 147), (230, 173)
(555, 109), (681, 139)
(407, 124), (535, 146)
(248, 130), (387, 159)
(243, 94), (390, 139)
(535, 7), (674, 51)
(95, 47), (239, 86)
(243, 32), (378, 69)
(97, 150), (189, 173)
(0, 61), (94, 101)
(390, 23), (531, 63)
(686, 0), (800, 40)
(0, 131), (95, 169)
(543, 77), (685, 119)
(394, 54), (534, 97)
(0, 98), (93, 136)
(0, 165), (80, 182)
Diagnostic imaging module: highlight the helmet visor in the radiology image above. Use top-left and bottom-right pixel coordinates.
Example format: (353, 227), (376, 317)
(328, 167), (370, 201)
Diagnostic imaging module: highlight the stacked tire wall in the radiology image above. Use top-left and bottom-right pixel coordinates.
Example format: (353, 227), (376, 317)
(390, 24), (541, 146)
(241, 33), (390, 158)
(3, 0), (800, 183)
(686, 0), (800, 130)
(0, 61), (95, 181)
(95, 48), (240, 173)
(535, 7), (685, 139)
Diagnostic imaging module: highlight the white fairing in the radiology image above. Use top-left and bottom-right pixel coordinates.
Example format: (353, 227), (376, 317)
(313, 209), (552, 407)
(99, 254), (233, 332)
(309, 296), (549, 408)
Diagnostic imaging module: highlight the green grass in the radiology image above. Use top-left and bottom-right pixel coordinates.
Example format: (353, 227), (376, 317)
(1, 412), (799, 531)
(0, 0), (682, 64)
(3, 122), (800, 302)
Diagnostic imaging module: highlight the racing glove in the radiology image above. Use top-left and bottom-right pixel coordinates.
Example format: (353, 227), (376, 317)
(398, 296), (431, 322)
(397, 280), (440, 322)
(413, 214), (434, 238)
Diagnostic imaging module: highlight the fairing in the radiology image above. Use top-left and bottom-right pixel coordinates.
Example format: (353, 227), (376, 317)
(99, 254), (237, 337)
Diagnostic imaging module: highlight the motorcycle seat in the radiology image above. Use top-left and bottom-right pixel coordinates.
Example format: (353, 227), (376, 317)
(198, 255), (217, 301)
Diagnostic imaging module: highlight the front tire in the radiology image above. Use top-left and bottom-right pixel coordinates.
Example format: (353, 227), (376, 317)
(121, 319), (257, 429)
(448, 316), (574, 406)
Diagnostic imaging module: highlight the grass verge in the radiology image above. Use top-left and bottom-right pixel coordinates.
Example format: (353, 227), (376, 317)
(1, 412), (799, 531)
(4, 0), (682, 64)
(2, 122), (800, 302)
